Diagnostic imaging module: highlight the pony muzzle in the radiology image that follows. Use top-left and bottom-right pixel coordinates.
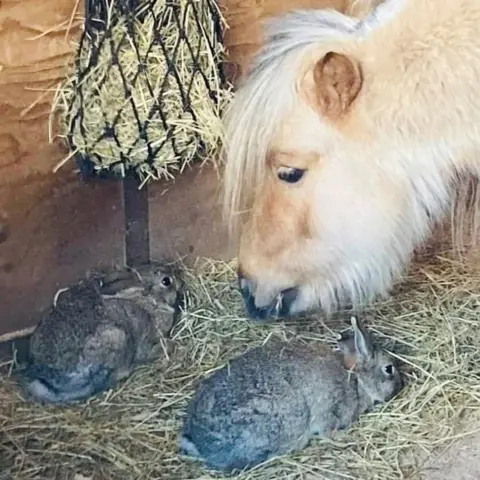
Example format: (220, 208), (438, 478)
(237, 272), (299, 322)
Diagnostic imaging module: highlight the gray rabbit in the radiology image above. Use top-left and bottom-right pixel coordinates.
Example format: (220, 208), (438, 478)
(179, 317), (404, 472)
(17, 261), (182, 405)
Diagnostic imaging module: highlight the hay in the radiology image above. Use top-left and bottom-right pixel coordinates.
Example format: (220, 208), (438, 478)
(2, 251), (480, 479)
(51, 0), (233, 183)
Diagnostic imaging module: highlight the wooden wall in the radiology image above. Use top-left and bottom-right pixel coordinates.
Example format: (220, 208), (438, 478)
(0, 0), (113, 338)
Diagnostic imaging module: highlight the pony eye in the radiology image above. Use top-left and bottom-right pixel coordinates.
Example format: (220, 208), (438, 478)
(277, 166), (305, 184)
(161, 276), (173, 287)
(384, 364), (395, 376)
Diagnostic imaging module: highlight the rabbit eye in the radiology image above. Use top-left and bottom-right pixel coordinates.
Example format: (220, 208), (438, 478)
(161, 276), (173, 287)
(384, 364), (395, 376)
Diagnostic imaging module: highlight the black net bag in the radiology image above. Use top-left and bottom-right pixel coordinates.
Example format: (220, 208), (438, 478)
(55, 0), (231, 183)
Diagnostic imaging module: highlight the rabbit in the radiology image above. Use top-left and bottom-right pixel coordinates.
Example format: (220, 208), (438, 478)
(17, 261), (182, 405)
(97, 262), (183, 336)
(178, 317), (404, 472)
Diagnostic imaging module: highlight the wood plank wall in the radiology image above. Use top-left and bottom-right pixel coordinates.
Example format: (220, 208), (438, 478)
(0, 0), (123, 338)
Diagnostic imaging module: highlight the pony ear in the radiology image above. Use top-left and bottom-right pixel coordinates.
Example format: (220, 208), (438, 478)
(313, 52), (363, 118)
(351, 316), (374, 360)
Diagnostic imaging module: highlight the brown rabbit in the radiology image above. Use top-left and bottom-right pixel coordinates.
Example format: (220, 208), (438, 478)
(17, 261), (182, 405)
(179, 317), (404, 472)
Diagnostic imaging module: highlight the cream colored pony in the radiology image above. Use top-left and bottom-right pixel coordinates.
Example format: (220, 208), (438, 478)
(222, 0), (480, 321)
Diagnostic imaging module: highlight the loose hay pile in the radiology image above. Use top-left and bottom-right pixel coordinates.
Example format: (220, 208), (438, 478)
(2, 251), (480, 479)
(52, 0), (232, 183)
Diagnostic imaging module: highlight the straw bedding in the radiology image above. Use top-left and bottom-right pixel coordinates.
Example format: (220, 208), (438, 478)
(2, 250), (480, 479)
(52, 0), (232, 183)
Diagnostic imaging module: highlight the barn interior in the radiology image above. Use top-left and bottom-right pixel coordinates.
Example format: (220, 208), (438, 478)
(1, 0), (480, 478)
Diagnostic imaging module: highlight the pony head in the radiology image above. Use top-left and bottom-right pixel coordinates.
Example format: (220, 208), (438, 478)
(222, 4), (460, 322)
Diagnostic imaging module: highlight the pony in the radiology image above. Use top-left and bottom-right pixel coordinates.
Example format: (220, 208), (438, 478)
(221, 0), (480, 322)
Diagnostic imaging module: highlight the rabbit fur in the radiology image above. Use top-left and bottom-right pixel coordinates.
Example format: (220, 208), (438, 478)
(179, 317), (404, 472)
(18, 261), (182, 405)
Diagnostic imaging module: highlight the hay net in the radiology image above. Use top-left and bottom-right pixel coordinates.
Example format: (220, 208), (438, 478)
(58, 0), (229, 183)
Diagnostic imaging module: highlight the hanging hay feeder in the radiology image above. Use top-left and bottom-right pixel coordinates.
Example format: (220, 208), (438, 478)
(52, 0), (232, 184)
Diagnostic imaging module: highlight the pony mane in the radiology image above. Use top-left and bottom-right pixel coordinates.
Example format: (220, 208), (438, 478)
(221, 9), (361, 238)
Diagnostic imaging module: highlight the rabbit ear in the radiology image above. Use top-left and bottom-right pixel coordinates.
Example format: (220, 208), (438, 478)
(335, 330), (358, 370)
(351, 317), (373, 360)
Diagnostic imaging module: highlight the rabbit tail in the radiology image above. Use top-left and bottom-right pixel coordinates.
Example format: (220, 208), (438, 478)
(178, 431), (271, 472)
(18, 363), (114, 404)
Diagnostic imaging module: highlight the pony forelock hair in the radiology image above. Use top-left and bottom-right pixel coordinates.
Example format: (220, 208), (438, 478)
(221, 9), (361, 240)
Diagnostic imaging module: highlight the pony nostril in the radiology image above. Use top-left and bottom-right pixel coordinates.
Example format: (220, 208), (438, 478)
(237, 271), (255, 299)
(237, 272), (246, 288)
(279, 286), (299, 314)
(237, 269), (255, 292)
(237, 269), (245, 283)
(236, 270), (300, 321)
(239, 277), (248, 290)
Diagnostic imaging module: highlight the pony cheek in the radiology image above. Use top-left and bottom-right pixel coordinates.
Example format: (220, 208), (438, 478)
(254, 189), (312, 253)
(311, 167), (385, 245)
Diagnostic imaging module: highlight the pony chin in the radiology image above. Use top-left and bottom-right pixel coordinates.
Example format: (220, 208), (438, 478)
(289, 256), (407, 317)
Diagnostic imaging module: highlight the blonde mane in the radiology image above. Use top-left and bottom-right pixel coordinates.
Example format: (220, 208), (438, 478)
(221, 9), (361, 238)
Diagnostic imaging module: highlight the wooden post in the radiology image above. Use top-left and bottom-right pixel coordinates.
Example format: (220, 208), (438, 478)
(122, 175), (150, 267)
